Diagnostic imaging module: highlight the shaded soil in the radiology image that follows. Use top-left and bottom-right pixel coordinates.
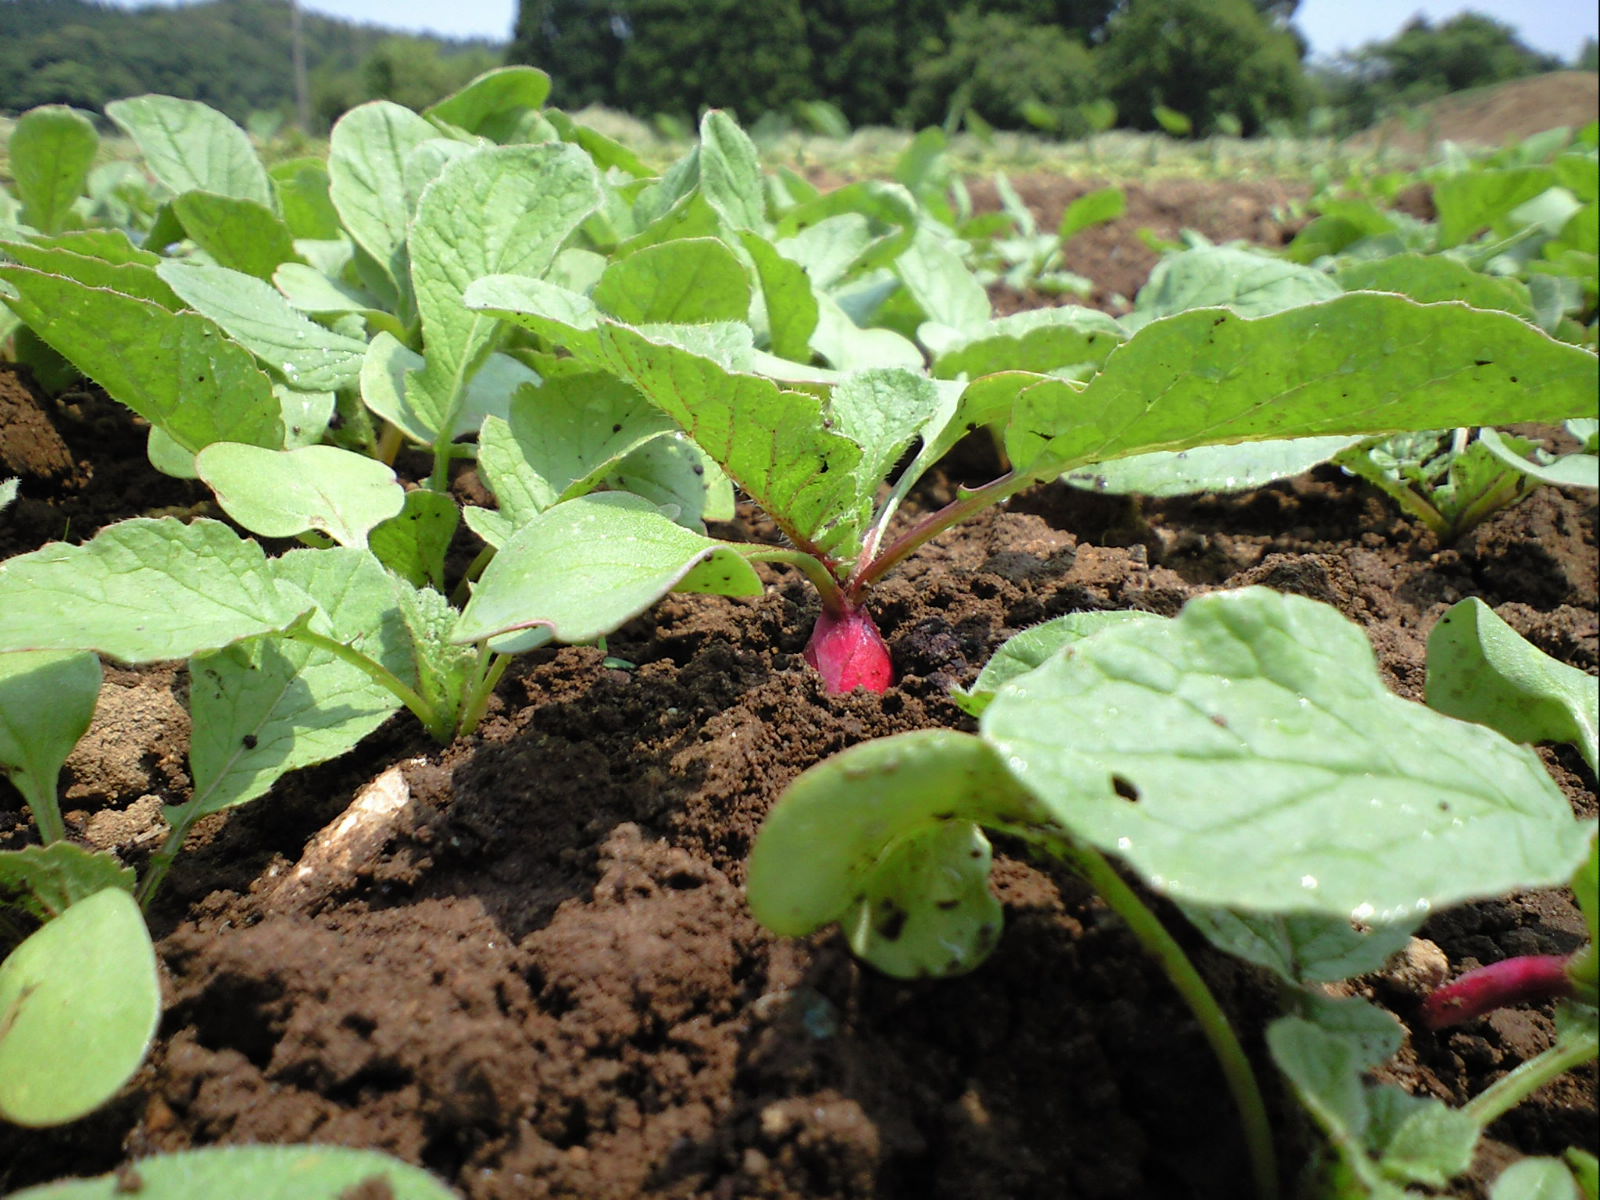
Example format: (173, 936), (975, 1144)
(0, 172), (1596, 1200)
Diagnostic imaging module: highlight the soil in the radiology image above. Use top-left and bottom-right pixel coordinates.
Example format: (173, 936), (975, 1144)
(1350, 71), (1599, 155)
(0, 169), (1596, 1200)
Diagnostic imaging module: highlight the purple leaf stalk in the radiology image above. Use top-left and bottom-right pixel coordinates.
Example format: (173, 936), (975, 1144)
(1421, 953), (1580, 1030)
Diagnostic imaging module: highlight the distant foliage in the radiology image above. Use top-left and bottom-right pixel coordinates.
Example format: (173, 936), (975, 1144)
(510, 0), (1302, 131)
(0, 0), (500, 128)
(1314, 14), (1568, 134)
(900, 10), (1099, 134)
(1096, 0), (1309, 136)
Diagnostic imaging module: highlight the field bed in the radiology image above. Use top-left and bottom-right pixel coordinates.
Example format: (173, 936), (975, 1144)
(0, 163), (1594, 1199)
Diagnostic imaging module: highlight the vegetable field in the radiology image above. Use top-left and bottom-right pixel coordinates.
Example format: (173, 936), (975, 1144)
(0, 70), (1595, 1200)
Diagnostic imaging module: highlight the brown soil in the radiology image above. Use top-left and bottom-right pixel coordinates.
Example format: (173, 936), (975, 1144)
(0, 175), (1595, 1200)
(1350, 71), (1600, 154)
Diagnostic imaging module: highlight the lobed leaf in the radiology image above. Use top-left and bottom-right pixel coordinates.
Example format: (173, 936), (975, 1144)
(0, 518), (304, 662)
(0, 843), (134, 922)
(1003, 293), (1599, 480)
(467, 275), (869, 556)
(981, 587), (1595, 920)
(0, 264), (283, 457)
(405, 143), (602, 439)
(158, 262), (368, 392)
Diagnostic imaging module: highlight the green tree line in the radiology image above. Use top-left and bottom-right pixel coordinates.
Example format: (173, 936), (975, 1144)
(0, 0), (498, 130)
(508, 0), (1586, 136)
(0, 0), (1585, 138)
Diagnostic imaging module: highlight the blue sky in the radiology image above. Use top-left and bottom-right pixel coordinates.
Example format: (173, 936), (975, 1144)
(102, 0), (1600, 61)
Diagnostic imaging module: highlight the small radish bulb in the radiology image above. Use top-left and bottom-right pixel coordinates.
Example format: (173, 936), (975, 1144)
(804, 603), (894, 694)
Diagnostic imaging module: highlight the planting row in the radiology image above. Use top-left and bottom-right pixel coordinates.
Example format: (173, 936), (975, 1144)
(0, 70), (1596, 1198)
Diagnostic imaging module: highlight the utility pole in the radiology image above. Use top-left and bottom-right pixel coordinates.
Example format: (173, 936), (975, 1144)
(291, 0), (310, 132)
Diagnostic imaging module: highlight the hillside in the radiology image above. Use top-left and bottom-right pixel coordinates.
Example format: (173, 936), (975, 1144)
(0, 0), (503, 123)
(1351, 70), (1599, 151)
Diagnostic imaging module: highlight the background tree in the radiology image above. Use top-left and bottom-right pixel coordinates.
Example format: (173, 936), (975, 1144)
(901, 9), (1100, 133)
(1360, 13), (1562, 96)
(1096, 0), (1309, 135)
(508, 0), (628, 110)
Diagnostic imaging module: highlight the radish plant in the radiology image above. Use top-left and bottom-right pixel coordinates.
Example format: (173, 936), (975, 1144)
(746, 588), (1598, 1197)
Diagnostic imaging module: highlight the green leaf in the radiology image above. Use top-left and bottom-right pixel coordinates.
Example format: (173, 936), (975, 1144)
(0, 651), (100, 842)
(169, 192), (299, 279)
(1426, 597), (1599, 772)
(747, 730), (1040, 969)
(9, 106), (98, 235)
(829, 368), (943, 522)
(897, 224), (990, 336)
(932, 306), (1124, 380)
(1378, 1103), (1479, 1188)
(981, 587), (1595, 920)
(1063, 436), (1364, 497)
(183, 549), (406, 821)
(404, 143), (601, 440)
(1, 238), (180, 309)
(1181, 906), (1417, 986)
(368, 489), (460, 590)
(425, 65), (551, 139)
(739, 230), (819, 362)
(0, 888), (159, 1127)
(1005, 294), (1600, 481)
(104, 95), (271, 207)
(453, 492), (762, 645)
(1435, 166), (1558, 249)
(698, 109), (766, 232)
(0, 265), (283, 458)
(594, 237), (751, 324)
(269, 156), (341, 240)
(390, 581), (474, 729)
(1477, 427), (1599, 491)
(0, 518), (304, 662)
(1059, 186), (1126, 243)
(360, 333), (537, 445)
(1132, 245), (1342, 324)
(842, 819), (1003, 979)
(326, 101), (439, 295)
(950, 610), (1162, 717)
(606, 435), (727, 530)
(467, 276), (867, 556)
(477, 373), (675, 524)
(1492, 1159), (1583, 1200)
(195, 444), (405, 547)
(4, 1145), (456, 1200)
(1336, 254), (1538, 321)
(157, 262), (368, 392)
(0, 844), (134, 922)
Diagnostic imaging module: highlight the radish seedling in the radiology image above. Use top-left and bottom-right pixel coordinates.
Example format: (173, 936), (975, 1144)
(747, 587), (1596, 1196)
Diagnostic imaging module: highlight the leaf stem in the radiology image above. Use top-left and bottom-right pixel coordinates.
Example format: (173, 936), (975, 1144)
(23, 784), (67, 846)
(1062, 840), (1280, 1200)
(1461, 1019), (1599, 1129)
(455, 649), (510, 738)
(282, 624), (450, 743)
(849, 471), (1024, 600)
(745, 548), (847, 616)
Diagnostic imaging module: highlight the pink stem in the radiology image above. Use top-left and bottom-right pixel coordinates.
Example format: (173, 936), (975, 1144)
(1421, 954), (1575, 1030)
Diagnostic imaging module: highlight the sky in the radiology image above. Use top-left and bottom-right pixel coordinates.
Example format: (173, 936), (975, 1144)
(101, 0), (1600, 62)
